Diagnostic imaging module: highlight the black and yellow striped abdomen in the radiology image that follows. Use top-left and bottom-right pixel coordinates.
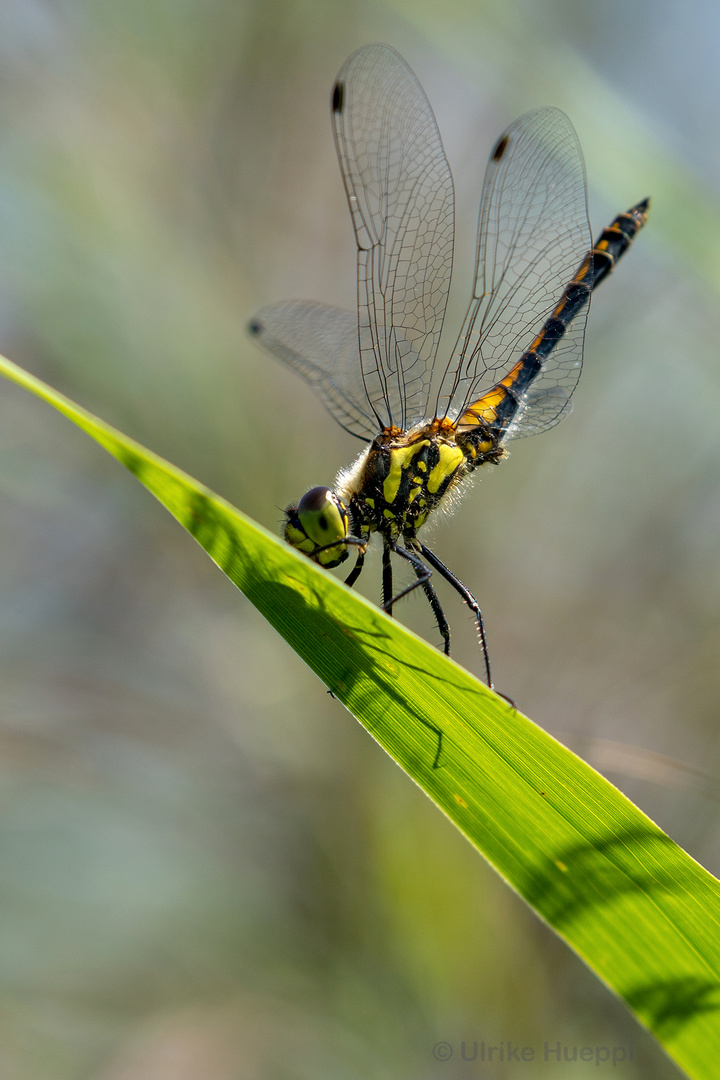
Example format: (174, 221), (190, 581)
(455, 198), (650, 438)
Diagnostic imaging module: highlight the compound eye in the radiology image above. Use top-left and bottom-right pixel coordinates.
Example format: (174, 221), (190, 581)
(297, 487), (347, 546)
(286, 486), (349, 568)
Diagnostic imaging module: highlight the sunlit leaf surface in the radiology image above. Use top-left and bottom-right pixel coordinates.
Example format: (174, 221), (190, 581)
(1, 351), (719, 1078)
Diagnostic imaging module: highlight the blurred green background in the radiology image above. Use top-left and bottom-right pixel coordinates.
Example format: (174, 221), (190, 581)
(0, 0), (716, 1076)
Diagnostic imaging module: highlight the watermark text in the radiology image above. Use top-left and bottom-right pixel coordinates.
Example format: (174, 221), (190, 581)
(432, 1039), (633, 1067)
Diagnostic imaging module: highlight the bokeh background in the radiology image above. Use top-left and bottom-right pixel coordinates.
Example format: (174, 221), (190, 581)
(0, 0), (717, 1076)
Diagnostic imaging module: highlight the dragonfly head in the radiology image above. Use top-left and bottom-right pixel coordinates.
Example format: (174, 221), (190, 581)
(284, 486), (350, 568)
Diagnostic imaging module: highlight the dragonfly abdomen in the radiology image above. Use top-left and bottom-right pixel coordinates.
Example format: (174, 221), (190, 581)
(454, 350), (543, 433)
(591, 198), (650, 289)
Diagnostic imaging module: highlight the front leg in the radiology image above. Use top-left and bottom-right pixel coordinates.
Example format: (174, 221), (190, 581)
(344, 546), (366, 588)
(382, 537), (393, 615)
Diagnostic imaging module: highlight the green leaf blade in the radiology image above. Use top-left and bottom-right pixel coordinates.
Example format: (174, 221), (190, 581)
(2, 350), (719, 1078)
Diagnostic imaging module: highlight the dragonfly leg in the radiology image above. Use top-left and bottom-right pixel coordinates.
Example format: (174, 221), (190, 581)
(382, 538), (394, 615)
(418, 542), (493, 689)
(382, 541), (447, 768)
(388, 543), (451, 655)
(343, 546), (366, 588)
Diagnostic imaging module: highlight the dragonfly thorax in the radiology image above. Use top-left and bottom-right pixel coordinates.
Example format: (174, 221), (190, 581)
(337, 421), (505, 544)
(284, 422), (504, 569)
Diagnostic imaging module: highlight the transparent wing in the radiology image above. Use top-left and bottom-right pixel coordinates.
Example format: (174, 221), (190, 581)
(332, 44), (454, 431)
(436, 107), (591, 439)
(247, 301), (381, 441)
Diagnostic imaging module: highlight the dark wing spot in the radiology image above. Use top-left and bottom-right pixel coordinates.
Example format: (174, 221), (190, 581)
(332, 79), (345, 113)
(492, 134), (509, 162)
(247, 319), (263, 336)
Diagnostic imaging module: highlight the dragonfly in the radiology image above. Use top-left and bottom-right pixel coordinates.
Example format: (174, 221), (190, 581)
(248, 44), (648, 691)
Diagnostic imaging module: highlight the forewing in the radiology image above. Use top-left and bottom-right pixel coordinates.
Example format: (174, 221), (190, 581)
(437, 108), (591, 438)
(332, 44), (454, 430)
(247, 301), (379, 441)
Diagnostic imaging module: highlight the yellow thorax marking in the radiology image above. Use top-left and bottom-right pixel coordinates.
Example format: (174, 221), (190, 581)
(427, 443), (465, 494)
(383, 439), (430, 503)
